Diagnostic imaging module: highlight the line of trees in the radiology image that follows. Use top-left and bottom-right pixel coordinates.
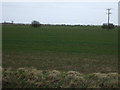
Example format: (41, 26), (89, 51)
(2, 20), (117, 29)
(31, 20), (116, 29)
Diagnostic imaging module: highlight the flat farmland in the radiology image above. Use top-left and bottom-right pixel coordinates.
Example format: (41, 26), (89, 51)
(2, 25), (118, 73)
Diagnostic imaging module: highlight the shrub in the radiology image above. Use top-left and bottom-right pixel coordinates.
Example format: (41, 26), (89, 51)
(102, 23), (114, 29)
(31, 20), (40, 28)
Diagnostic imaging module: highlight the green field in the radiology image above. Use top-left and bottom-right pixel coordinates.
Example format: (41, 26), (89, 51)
(2, 24), (118, 73)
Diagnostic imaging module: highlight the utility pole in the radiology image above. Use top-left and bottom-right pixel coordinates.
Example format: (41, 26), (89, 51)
(106, 8), (111, 30)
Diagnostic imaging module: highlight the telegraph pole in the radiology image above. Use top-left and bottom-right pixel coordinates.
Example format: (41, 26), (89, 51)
(106, 8), (111, 30)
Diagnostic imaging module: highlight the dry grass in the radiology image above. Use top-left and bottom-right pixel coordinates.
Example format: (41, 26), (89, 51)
(2, 67), (118, 88)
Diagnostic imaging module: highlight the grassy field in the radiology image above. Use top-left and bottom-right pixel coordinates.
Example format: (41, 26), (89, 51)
(2, 24), (118, 73)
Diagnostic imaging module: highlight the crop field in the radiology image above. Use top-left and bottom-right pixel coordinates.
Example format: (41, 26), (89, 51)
(2, 24), (118, 73)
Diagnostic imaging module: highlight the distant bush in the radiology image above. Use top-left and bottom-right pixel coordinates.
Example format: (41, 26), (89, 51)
(31, 20), (40, 27)
(102, 23), (114, 29)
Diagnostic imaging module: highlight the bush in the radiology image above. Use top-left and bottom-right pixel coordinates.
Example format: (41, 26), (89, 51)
(102, 23), (114, 29)
(31, 20), (40, 28)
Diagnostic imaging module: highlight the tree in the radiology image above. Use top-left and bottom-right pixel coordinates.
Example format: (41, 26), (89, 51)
(102, 23), (114, 29)
(31, 20), (40, 27)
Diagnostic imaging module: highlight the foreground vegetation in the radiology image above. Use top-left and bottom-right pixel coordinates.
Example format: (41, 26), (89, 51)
(2, 67), (118, 88)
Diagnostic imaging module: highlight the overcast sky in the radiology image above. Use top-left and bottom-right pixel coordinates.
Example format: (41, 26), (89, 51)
(2, 2), (118, 25)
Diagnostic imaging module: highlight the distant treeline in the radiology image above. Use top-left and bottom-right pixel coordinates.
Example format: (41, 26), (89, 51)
(1, 22), (119, 27)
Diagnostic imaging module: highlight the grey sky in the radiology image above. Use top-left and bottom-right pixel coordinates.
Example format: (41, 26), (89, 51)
(2, 2), (118, 25)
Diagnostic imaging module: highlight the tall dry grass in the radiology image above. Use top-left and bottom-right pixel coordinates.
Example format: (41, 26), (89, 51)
(2, 67), (118, 88)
